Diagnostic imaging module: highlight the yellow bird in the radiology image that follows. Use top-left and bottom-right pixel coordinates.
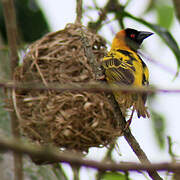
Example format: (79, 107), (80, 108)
(101, 28), (153, 127)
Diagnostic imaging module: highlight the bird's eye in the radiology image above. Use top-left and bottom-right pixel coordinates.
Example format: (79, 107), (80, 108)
(130, 34), (135, 38)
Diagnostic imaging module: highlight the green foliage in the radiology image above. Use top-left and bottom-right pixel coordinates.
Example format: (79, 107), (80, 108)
(0, 91), (11, 135)
(24, 164), (59, 180)
(144, 0), (174, 29)
(101, 172), (131, 180)
(151, 110), (166, 149)
(151, 24), (180, 75)
(0, 0), (50, 43)
(156, 4), (174, 29)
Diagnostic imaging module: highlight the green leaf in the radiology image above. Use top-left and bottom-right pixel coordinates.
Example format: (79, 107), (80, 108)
(151, 24), (180, 75)
(151, 110), (166, 149)
(143, 0), (156, 14)
(101, 172), (131, 180)
(156, 5), (174, 29)
(0, 0), (50, 43)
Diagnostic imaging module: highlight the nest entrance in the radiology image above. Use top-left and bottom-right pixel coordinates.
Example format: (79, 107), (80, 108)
(13, 23), (121, 153)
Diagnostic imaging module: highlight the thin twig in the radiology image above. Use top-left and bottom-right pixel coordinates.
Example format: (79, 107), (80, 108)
(96, 143), (115, 180)
(71, 164), (80, 180)
(0, 137), (179, 173)
(167, 136), (177, 163)
(1, 79), (180, 94)
(52, 163), (68, 180)
(172, 0), (180, 23)
(1, 0), (23, 180)
(88, 0), (109, 32)
(2, 0), (19, 70)
(106, 94), (162, 179)
(75, 0), (83, 24)
(88, 0), (125, 32)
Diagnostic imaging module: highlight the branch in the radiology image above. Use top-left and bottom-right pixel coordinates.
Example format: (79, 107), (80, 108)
(88, 0), (111, 32)
(1, 81), (180, 94)
(106, 95), (163, 180)
(2, 0), (19, 71)
(52, 164), (68, 180)
(80, 30), (104, 79)
(172, 0), (180, 23)
(96, 143), (115, 180)
(75, 0), (83, 24)
(88, 0), (125, 32)
(1, 0), (23, 180)
(0, 137), (179, 173)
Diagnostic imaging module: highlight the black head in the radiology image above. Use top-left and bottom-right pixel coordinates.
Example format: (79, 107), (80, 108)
(125, 28), (153, 50)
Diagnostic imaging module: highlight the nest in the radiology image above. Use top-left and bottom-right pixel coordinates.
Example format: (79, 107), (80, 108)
(12, 23), (121, 153)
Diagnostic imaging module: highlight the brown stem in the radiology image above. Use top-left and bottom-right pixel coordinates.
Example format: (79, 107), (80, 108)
(172, 0), (180, 22)
(96, 143), (115, 180)
(106, 87), (162, 180)
(75, 0), (83, 24)
(0, 137), (179, 173)
(88, 1), (109, 32)
(1, 80), (180, 94)
(1, 0), (23, 180)
(80, 30), (103, 79)
(2, 0), (19, 71)
(52, 163), (68, 180)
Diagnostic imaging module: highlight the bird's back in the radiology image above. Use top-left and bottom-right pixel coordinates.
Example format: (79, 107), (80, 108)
(102, 48), (149, 118)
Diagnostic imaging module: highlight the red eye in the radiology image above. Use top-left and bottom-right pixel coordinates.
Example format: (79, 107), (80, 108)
(130, 34), (135, 38)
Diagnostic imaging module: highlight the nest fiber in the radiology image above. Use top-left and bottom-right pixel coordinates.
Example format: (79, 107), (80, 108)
(13, 24), (121, 152)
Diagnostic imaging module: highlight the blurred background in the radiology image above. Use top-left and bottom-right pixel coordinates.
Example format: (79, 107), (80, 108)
(0, 0), (180, 179)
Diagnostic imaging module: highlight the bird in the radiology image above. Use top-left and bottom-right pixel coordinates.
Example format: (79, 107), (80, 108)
(101, 28), (153, 128)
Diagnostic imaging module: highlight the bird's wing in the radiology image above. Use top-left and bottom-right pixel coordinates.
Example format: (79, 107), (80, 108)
(137, 54), (149, 103)
(102, 55), (135, 85)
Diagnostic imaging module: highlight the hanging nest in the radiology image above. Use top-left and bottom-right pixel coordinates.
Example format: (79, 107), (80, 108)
(12, 23), (121, 154)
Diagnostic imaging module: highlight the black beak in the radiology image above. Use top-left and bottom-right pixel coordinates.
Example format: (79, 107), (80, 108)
(137, 31), (153, 42)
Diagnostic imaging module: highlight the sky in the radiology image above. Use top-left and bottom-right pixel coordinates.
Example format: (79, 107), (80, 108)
(37, 0), (180, 179)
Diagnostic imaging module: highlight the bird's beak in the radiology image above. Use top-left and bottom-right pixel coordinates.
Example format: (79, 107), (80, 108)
(137, 31), (153, 42)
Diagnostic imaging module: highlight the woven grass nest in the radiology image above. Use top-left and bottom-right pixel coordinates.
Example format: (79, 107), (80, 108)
(13, 23), (121, 153)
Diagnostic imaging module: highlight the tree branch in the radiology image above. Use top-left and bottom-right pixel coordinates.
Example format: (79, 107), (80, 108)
(2, 0), (19, 71)
(88, 0), (110, 32)
(80, 29), (103, 79)
(1, 0), (23, 180)
(0, 137), (179, 173)
(1, 81), (180, 94)
(172, 0), (180, 23)
(75, 0), (83, 24)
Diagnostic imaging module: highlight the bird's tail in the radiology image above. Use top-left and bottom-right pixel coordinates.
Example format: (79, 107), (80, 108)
(135, 95), (150, 118)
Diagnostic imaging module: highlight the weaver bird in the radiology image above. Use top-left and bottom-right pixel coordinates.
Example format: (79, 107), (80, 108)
(101, 28), (153, 127)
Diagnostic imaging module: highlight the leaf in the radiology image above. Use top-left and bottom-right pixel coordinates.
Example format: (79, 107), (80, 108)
(143, 0), (156, 14)
(0, 0), (50, 43)
(101, 172), (131, 180)
(151, 110), (166, 149)
(156, 5), (174, 29)
(151, 24), (180, 75)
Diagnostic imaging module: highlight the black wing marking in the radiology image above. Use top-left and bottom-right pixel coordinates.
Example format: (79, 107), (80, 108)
(102, 58), (134, 85)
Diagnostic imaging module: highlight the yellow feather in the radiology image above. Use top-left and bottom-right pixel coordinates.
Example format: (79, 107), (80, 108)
(102, 30), (150, 119)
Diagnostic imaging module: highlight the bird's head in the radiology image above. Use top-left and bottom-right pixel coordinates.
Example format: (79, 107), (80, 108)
(112, 28), (153, 51)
